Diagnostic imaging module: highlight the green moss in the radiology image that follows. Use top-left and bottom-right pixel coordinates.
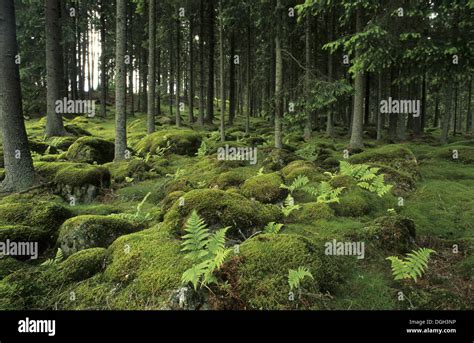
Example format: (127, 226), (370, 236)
(104, 159), (152, 183)
(35, 161), (111, 188)
(331, 189), (374, 217)
(281, 160), (324, 182)
(262, 148), (298, 171)
(47, 136), (78, 151)
(66, 136), (115, 164)
(432, 145), (474, 164)
(0, 201), (72, 237)
(58, 215), (141, 256)
(162, 189), (281, 238)
(0, 257), (28, 279)
(233, 234), (342, 310)
(360, 215), (416, 254)
(0, 225), (51, 253)
(29, 141), (58, 155)
(211, 168), (256, 189)
(60, 248), (106, 282)
(160, 191), (185, 215)
(286, 202), (334, 224)
(349, 144), (419, 178)
(240, 173), (286, 203)
(134, 129), (202, 156)
(456, 255), (474, 280)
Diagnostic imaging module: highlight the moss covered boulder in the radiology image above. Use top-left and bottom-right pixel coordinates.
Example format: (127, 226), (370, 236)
(162, 189), (281, 238)
(35, 162), (111, 203)
(433, 146), (474, 164)
(360, 215), (416, 254)
(104, 159), (152, 183)
(47, 136), (78, 151)
(134, 129), (202, 156)
(227, 234), (343, 310)
(262, 148), (298, 171)
(281, 160), (324, 182)
(0, 225), (52, 257)
(331, 189), (374, 217)
(29, 141), (59, 155)
(0, 257), (27, 279)
(66, 136), (115, 164)
(58, 215), (141, 256)
(59, 247), (106, 282)
(349, 145), (419, 179)
(240, 173), (286, 203)
(286, 202), (334, 224)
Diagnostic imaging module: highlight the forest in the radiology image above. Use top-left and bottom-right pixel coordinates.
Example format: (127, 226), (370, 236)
(0, 0), (472, 311)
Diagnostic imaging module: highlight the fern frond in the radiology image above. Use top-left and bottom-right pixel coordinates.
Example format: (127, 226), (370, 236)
(181, 211), (210, 262)
(288, 266), (314, 291)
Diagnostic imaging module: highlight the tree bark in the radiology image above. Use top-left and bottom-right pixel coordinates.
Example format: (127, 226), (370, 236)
(45, 0), (67, 137)
(349, 6), (364, 150)
(147, 0), (156, 133)
(100, 0), (107, 118)
(176, 18), (181, 128)
(0, 0), (36, 192)
(206, 0), (215, 123)
(274, 0), (283, 149)
(115, 0), (127, 160)
(466, 76), (472, 133)
(218, 0), (225, 141)
(304, 15), (313, 140)
(188, 17), (195, 124)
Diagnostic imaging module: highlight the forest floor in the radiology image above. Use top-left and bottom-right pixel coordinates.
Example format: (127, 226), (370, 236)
(0, 106), (472, 310)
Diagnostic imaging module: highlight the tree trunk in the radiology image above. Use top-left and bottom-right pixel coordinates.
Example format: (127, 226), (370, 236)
(100, 0), (107, 118)
(219, 0), (225, 141)
(376, 71), (383, 140)
(440, 84), (453, 145)
(304, 15), (312, 140)
(197, 0), (205, 125)
(0, 0), (36, 192)
(348, 6), (364, 150)
(115, 0), (127, 160)
(206, 0), (215, 123)
(147, 0), (156, 133)
(466, 76), (472, 133)
(188, 17), (195, 124)
(176, 18), (181, 128)
(45, 0), (67, 137)
(274, 0), (283, 149)
(228, 31), (236, 125)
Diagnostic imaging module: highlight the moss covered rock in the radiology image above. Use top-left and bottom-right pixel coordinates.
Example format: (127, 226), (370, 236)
(262, 148), (298, 171)
(0, 257), (27, 279)
(59, 247), (106, 282)
(434, 146), (474, 164)
(240, 173), (286, 203)
(349, 145), (419, 178)
(134, 129), (202, 156)
(360, 215), (416, 254)
(104, 159), (152, 183)
(228, 234), (343, 310)
(331, 189), (375, 217)
(162, 189), (281, 238)
(29, 141), (59, 155)
(281, 160), (324, 182)
(47, 136), (78, 151)
(286, 202), (334, 223)
(66, 136), (115, 164)
(58, 215), (141, 256)
(211, 168), (256, 189)
(0, 225), (52, 256)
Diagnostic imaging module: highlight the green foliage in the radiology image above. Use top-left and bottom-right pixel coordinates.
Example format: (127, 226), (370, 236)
(181, 211), (232, 290)
(263, 222), (284, 235)
(41, 248), (64, 266)
(196, 140), (208, 158)
(386, 248), (436, 282)
(166, 168), (185, 180)
(281, 194), (301, 217)
(109, 192), (152, 224)
(280, 175), (309, 194)
(288, 267), (314, 291)
(339, 161), (392, 197)
(304, 181), (345, 204)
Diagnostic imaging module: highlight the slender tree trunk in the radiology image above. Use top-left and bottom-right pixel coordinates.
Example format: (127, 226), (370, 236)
(147, 0), (156, 133)
(218, 0), (225, 141)
(349, 6), (364, 150)
(466, 76), (472, 133)
(0, 0), (36, 192)
(100, 0), (107, 118)
(206, 0), (215, 123)
(453, 81), (458, 136)
(198, 0), (205, 126)
(188, 17), (195, 124)
(376, 71), (383, 140)
(274, 0), (283, 149)
(45, 0), (67, 137)
(228, 30), (236, 125)
(115, 0), (127, 160)
(304, 16), (312, 140)
(245, 8), (251, 134)
(176, 18), (181, 128)
(440, 83), (453, 145)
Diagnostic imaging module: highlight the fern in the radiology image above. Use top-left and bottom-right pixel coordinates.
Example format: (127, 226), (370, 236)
(196, 140), (208, 157)
(109, 192), (152, 224)
(281, 194), (301, 217)
(386, 248), (436, 282)
(307, 181), (344, 204)
(181, 211), (232, 290)
(263, 222), (284, 234)
(166, 168), (185, 180)
(288, 267), (314, 291)
(41, 248), (64, 266)
(257, 167), (265, 176)
(280, 175), (309, 194)
(339, 161), (392, 197)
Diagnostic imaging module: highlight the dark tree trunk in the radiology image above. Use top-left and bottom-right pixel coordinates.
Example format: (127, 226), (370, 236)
(205, 0), (215, 123)
(188, 17), (195, 124)
(147, 0), (156, 133)
(176, 18), (181, 128)
(466, 76), (472, 133)
(228, 30), (236, 125)
(198, 0), (205, 125)
(0, 0), (36, 192)
(100, 0), (107, 118)
(115, 0), (127, 160)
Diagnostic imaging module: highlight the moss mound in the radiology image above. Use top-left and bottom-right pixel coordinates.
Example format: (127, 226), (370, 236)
(281, 160), (324, 182)
(162, 189), (281, 238)
(58, 215), (141, 256)
(262, 148), (298, 171)
(29, 141), (58, 155)
(361, 215), (416, 254)
(349, 144), (419, 178)
(66, 136), (115, 164)
(211, 168), (256, 189)
(231, 234), (342, 310)
(47, 136), (78, 151)
(60, 248), (106, 282)
(240, 173), (286, 203)
(331, 189), (377, 217)
(0, 225), (51, 255)
(287, 202), (334, 223)
(134, 129), (202, 156)
(0, 257), (27, 279)
(433, 146), (474, 164)
(0, 201), (72, 238)
(104, 159), (152, 183)
(35, 162), (111, 188)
